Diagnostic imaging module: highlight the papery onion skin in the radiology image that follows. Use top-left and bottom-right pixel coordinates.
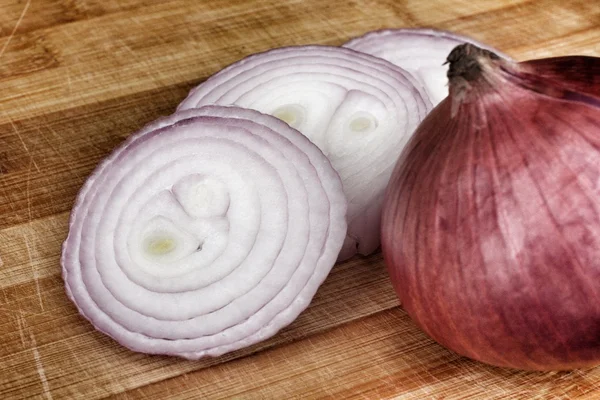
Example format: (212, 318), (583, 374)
(381, 44), (600, 371)
(522, 56), (600, 97)
(61, 106), (347, 359)
(177, 45), (432, 262)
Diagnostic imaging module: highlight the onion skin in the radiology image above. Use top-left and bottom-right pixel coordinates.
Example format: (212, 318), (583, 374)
(523, 56), (600, 97)
(381, 44), (600, 371)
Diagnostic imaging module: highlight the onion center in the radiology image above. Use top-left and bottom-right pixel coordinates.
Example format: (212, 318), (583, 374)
(144, 236), (177, 256)
(173, 174), (230, 218)
(348, 112), (378, 134)
(271, 104), (306, 129)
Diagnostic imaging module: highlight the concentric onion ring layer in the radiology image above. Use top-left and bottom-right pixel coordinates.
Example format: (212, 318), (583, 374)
(61, 106), (347, 359)
(177, 45), (432, 260)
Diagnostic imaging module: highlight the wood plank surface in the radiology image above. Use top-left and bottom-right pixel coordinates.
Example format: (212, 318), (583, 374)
(0, 0), (599, 399)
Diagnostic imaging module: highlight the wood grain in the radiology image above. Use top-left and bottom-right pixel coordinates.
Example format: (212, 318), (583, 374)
(0, 0), (599, 399)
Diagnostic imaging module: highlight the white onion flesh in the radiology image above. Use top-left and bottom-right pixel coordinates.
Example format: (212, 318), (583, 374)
(61, 106), (347, 359)
(177, 45), (432, 260)
(344, 29), (511, 105)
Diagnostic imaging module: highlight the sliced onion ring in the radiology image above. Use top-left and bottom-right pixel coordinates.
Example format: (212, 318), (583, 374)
(344, 28), (511, 105)
(177, 45), (432, 260)
(61, 105), (347, 359)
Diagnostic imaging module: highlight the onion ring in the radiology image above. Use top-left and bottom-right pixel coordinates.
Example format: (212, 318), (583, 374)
(61, 106), (347, 359)
(177, 45), (432, 260)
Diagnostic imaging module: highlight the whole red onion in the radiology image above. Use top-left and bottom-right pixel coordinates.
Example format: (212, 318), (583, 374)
(381, 44), (600, 371)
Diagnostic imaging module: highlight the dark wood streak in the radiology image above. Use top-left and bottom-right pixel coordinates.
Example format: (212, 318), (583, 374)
(0, 0), (151, 40)
(0, 32), (60, 80)
(0, 81), (199, 229)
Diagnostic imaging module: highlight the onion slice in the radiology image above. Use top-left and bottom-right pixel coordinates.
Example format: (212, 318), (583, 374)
(343, 28), (510, 105)
(177, 45), (432, 260)
(61, 106), (347, 359)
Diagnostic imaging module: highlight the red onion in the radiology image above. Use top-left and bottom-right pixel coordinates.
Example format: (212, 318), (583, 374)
(381, 44), (600, 371)
(344, 28), (510, 106)
(61, 106), (347, 359)
(177, 45), (432, 261)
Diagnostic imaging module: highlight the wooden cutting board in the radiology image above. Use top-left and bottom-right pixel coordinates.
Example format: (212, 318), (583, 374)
(1, 0), (599, 398)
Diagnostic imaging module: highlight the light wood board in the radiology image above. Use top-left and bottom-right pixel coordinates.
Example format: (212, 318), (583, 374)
(1, 0), (599, 398)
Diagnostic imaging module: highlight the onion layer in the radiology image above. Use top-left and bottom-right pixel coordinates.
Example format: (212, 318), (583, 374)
(344, 28), (510, 105)
(382, 44), (600, 371)
(61, 105), (347, 359)
(177, 45), (432, 261)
